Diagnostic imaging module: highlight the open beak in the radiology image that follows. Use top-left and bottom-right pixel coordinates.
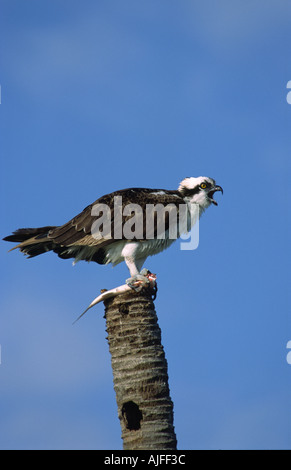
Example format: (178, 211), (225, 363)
(208, 185), (223, 206)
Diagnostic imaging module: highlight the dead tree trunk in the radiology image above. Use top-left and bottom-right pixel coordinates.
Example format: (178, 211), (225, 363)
(104, 288), (177, 450)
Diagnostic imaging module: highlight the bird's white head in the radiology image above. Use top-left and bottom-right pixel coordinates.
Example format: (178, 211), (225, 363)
(178, 176), (223, 210)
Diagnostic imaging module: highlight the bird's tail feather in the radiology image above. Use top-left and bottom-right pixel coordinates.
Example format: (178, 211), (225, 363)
(3, 226), (57, 257)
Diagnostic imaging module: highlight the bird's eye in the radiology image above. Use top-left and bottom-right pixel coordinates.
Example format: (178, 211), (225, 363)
(200, 183), (207, 189)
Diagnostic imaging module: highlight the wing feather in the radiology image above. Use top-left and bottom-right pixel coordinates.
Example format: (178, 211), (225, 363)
(4, 187), (186, 264)
(48, 188), (185, 247)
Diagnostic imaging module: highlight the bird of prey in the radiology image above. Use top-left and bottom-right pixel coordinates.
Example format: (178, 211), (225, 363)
(3, 176), (223, 320)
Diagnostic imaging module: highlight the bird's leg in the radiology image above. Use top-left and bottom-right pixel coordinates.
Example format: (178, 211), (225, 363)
(124, 256), (156, 292)
(126, 268), (157, 292)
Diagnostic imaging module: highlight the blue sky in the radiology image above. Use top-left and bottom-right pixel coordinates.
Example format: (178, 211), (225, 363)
(1, 0), (290, 450)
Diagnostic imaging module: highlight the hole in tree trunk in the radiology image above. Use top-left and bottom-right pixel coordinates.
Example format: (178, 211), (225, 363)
(121, 401), (143, 430)
(119, 303), (129, 315)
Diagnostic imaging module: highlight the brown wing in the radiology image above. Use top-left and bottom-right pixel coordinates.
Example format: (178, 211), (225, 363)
(4, 187), (186, 263)
(48, 187), (185, 244)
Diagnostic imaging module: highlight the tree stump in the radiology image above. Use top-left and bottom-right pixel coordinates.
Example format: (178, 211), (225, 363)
(104, 289), (177, 450)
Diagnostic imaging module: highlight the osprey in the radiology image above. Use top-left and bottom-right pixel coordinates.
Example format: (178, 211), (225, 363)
(3, 176), (223, 320)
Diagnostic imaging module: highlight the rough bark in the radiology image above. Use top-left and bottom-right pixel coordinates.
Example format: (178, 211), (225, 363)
(104, 288), (177, 450)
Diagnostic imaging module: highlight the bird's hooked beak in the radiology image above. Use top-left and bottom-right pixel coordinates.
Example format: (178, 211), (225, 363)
(207, 185), (223, 206)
